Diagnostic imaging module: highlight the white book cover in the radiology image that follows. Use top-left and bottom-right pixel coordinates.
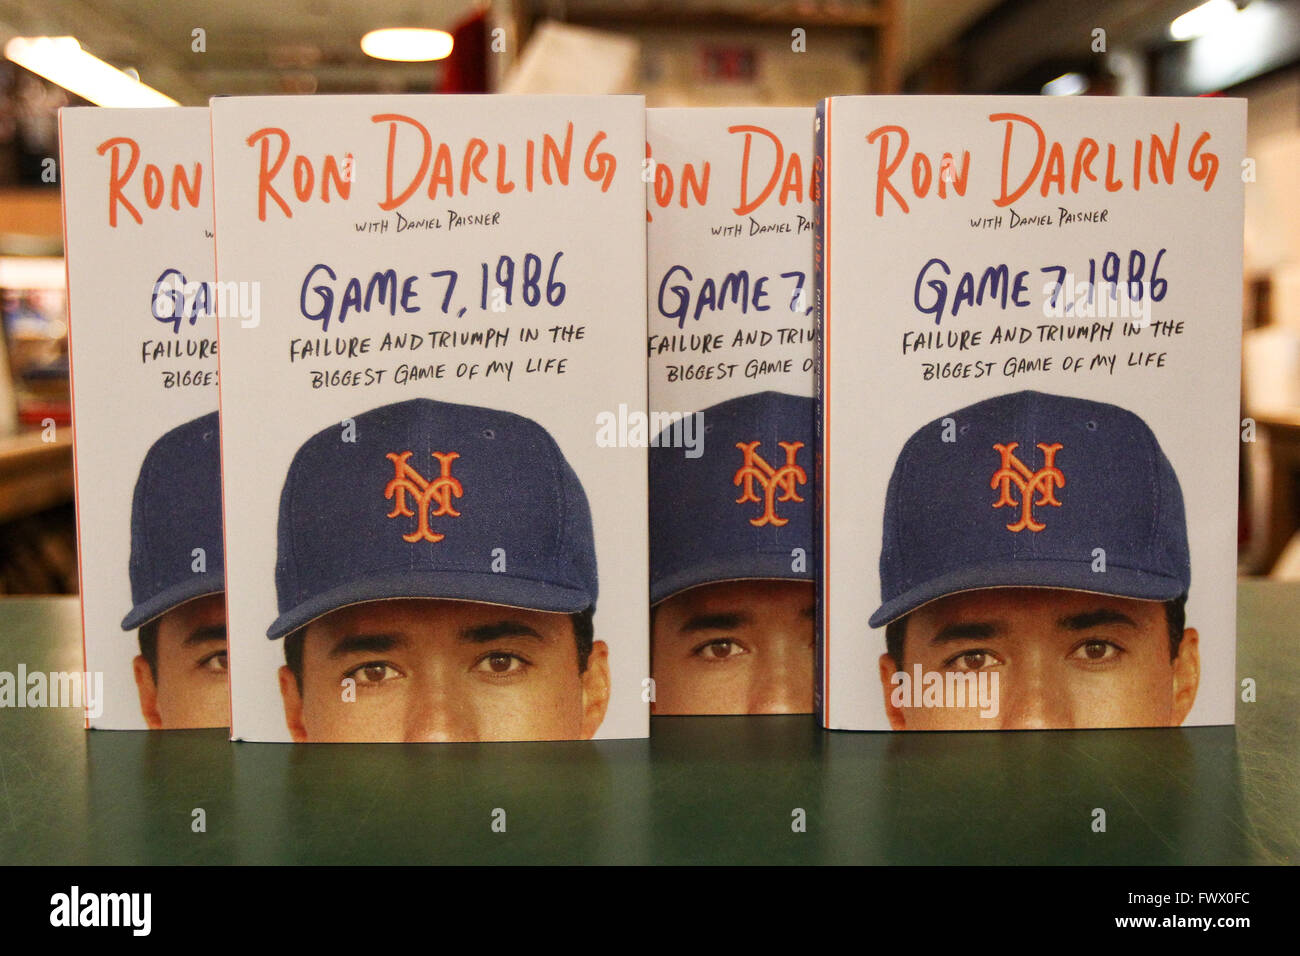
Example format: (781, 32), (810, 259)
(210, 94), (648, 742)
(59, 107), (226, 730)
(645, 108), (816, 715)
(816, 96), (1245, 731)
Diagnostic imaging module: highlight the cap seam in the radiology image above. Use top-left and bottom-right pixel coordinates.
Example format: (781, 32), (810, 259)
(1143, 420), (1162, 575)
(140, 441), (157, 594)
(548, 433), (565, 573)
(894, 424), (914, 591)
(286, 447), (303, 607)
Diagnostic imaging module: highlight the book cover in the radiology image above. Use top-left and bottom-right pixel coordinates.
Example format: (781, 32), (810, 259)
(646, 107), (816, 715)
(817, 96), (1245, 731)
(210, 94), (648, 742)
(59, 107), (226, 730)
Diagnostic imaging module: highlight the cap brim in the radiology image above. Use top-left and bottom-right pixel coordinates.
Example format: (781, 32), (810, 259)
(121, 572), (225, 631)
(867, 558), (1188, 629)
(267, 570), (595, 639)
(651, 551), (813, 606)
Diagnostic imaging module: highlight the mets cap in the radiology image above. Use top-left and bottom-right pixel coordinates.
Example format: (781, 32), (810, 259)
(267, 397), (597, 639)
(650, 390), (814, 605)
(121, 411), (225, 630)
(869, 389), (1190, 628)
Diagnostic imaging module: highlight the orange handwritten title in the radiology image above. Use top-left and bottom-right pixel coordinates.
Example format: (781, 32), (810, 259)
(244, 115), (617, 222)
(646, 124), (806, 221)
(865, 112), (1223, 217)
(97, 137), (204, 228)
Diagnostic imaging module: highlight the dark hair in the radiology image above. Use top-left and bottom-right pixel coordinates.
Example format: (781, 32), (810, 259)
(138, 619), (159, 682)
(284, 606), (596, 693)
(884, 593), (1188, 669)
(572, 607), (595, 672)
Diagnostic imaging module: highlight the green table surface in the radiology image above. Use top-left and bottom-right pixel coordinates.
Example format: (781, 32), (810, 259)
(0, 581), (1295, 865)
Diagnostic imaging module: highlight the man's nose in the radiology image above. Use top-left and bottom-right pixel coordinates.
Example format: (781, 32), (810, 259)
(996, 655), (1070, 730)
(747, 641), (814, 714)
(405, 675), (476, 742)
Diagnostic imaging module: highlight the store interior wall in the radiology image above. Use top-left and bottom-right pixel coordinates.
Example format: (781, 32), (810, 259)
(0, 0), (1298, 593)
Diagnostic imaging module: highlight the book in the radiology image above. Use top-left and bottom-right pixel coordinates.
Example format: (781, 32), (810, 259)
(59, 107), (225, 729)
(209, 94), (648, 742)
(815, 96), (1245, 731)
(645, 107), (816, 715)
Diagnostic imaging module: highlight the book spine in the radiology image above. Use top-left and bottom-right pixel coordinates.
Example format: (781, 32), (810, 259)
(57, 110), (92, 729)
(812, 98), (828, 727)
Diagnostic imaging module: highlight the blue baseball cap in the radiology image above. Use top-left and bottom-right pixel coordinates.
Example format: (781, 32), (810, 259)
(121, 411), (225, 630)
(267, 397), (597, 639)
(869, 389), (1190, 628)
(650, 390), (814, 605)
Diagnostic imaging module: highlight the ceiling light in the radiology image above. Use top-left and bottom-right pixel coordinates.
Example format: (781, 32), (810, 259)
(1042, 72), (1088, 96)
(1170, 0), (1240, 41)
(3, 36), (177, 107)
(360, 28), (454, 62)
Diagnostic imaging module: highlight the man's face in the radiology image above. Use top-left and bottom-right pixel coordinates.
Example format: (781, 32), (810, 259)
(652, 579), (814, 715)
(878, 587), (1200, 730)
(132, 592), (229, 729)
(279, 598), (610, 742)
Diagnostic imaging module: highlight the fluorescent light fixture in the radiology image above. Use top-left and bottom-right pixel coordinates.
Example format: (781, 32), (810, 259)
(0, 257), (66, 291)
(4, 36), (177, 107)
(1042, 72), (1088, 96)
(361, 28), (454, 62)
(1170, 0), (1239, 41)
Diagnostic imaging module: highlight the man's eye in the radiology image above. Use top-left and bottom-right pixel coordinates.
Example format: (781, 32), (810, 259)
(473, 652), (527, 675)
(694, 639), (748, 661)
(1070, 640), (1124, 663)
(199, 652), (227, 673)
(346, 661), (403, 684)
(943, 649), (1000, 671)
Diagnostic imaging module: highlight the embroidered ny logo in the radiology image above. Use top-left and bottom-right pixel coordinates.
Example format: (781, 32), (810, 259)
(733, 441), (807, 527)
(384, 451), (463, 542)
(991, 442), (1064, 532)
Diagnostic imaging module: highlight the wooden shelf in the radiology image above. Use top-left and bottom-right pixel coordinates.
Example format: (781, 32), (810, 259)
(0, 188), (63, 242)
(0, 428), (74, 524)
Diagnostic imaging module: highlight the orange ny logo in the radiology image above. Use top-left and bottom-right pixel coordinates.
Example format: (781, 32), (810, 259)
(991, 442), (1064, 532)
(733, 441), (807, 527)
(384, 451), (463, 542)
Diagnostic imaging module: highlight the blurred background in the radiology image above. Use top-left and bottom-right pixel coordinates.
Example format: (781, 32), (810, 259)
(0, 0), (1297, 595)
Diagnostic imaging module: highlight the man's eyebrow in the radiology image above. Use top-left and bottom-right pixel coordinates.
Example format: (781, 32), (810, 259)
(459, 621), (550, 643)
(679, 612), (750, 633)
(929, 621), (1001, 645)
(1058, 609), (1138, 630)
(328, 634), (406, 659)
(183, 626), (227, 647)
